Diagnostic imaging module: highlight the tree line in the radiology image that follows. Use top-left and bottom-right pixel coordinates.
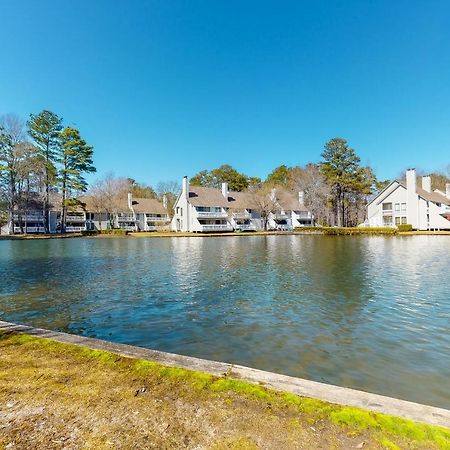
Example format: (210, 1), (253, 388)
(0, 111), (95, 233)
(2, 117), (449, 232)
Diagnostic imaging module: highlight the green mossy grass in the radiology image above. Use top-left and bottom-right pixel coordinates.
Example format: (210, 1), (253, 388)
(2, 331), (449, 449)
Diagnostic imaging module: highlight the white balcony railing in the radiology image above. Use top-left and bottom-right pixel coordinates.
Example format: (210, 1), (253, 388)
(117, 214), (136, 222)
(199, 224), (233, 232)
(273, 213), (289, 220)
(119, 225), (137, 231)
(14, 226), (45, 233)
(146, 216), (169, 222)
(233, 211), (251, 219)
(66, 215), (85, 222)
(294, 212), (312, 219)
(235, 223), (256, 231)
(65, 226), (86, 232)
(196, 210), (228, 219)
(13, 213), (44, 221)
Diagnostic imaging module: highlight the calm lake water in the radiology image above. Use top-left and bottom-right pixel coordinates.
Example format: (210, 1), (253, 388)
(1, 235), (449, 409)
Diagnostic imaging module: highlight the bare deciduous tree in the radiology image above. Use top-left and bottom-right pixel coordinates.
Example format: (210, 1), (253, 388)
(248, 184), (278, 230)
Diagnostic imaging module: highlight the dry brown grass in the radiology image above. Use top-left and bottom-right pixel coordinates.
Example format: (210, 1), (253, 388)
(0, 333), (448, 450)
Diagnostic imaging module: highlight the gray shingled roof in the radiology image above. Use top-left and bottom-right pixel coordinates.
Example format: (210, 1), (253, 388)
(188, 186), (230, 207)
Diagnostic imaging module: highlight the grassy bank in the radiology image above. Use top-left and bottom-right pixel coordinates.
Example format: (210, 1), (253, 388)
(0, 332), (448, 449)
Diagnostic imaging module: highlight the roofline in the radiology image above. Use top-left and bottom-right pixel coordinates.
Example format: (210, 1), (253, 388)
(366, 180), (400, 207)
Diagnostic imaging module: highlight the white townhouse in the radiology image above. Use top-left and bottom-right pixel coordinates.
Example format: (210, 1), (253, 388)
(84, 193), (170, 232)
(2, 192), (170, 235)
(227, 188), (262, 231)
(268, 190), (314, 231)
(0, 192), (85, 234)
(171, 176), (315, 233)
(171, 177), (233, 232)
(366, 169), (450, 230)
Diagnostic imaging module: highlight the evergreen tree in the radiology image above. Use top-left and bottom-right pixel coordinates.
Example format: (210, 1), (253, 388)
(320, 138), (373, 227)
(27, 110), (63, 232)
(59, 127), (95, 232)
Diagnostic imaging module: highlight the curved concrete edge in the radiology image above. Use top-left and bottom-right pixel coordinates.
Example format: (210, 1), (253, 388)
(1, 320), (449, 429)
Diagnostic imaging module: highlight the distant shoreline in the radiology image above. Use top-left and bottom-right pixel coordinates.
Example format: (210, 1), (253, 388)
(1, 229), (450, 241)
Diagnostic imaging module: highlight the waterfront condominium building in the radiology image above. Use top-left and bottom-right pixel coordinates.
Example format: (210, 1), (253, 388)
(171, 176), (314, 232)
(1, 192), (170, 235)
(366, 168), (450, 230)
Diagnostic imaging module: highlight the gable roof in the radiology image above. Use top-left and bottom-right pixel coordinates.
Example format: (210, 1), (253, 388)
(132, 197), (167, 214)
(368, 179), (450, 207)
(188, 186), (230, 207)
(227, 190), (258, 210)
(416, 187), (450, 206)
(275, 190), (308, 212)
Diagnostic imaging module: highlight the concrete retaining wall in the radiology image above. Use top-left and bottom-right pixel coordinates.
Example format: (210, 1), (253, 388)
(0, 320), (448, 429)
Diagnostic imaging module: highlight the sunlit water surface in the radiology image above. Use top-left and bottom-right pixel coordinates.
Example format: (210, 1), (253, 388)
(1, 236), (449, 408)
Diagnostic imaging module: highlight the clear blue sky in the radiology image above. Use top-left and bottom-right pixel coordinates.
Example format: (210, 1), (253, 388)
(1, 0), (450, 186)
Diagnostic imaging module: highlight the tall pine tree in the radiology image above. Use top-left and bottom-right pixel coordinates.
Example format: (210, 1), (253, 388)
(58, 127), (96, 232)
(27, 110), (63, 232)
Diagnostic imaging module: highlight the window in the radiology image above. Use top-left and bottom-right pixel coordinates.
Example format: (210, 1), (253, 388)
(395, 217), (401, 225)
(401, 203), (406, 211)
(383, 215), (393, 226)
(395, 203), (400, 211)
(382, 202), (392, 211)
(401, 217), (407, 224)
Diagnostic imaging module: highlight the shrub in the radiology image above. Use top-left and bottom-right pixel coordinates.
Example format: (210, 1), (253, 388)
(295, 227), (398, 235)
(99, 229), (128, 236)
(397, 224), (413, 232)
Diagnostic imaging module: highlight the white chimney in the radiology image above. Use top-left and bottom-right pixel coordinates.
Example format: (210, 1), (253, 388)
(221, 182), (228, 199)
(182, 176), (189, 199)
(406, 168), (416, 193)
(162, 194), (167, 209)
(446, 183), (450, 199)
(298, 191), (305, 205)
(270, 188), (276, 201)
(422, 175), (431, 193)
(127, 192), (133, 210)
(406, 169), (418, 229)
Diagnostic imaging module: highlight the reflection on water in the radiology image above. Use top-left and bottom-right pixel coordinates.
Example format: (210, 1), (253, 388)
(1, 235), (449, 408)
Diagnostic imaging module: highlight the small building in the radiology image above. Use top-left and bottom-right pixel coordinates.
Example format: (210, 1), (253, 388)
(171, 177), (233, 232)
(366, 169), (450, 230)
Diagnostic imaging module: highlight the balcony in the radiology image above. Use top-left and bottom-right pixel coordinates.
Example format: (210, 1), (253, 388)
(232, 211), (251, 219)
(13, 213), (44, 221)
(234, 223), (256, 231)
(273, 212), (289, 220)
(118, 225), (137, 231)
(117, 214), (136, 222)
(14, 226), (45, 233)
(146, 215), (169, 222)
(65, 226), (86, 232)
(66, 214), (85, 222)
(199, 224), (233, 232)
(294, 212), (312, 219)
(195, 210), (228, 219)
